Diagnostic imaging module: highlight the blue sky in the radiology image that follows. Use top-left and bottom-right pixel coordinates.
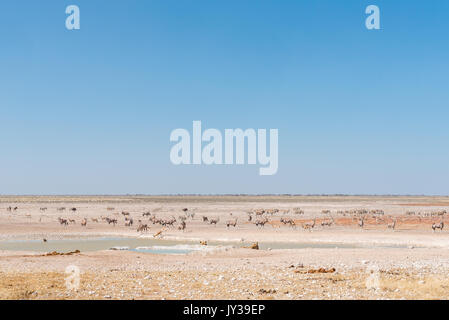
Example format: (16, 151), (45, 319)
(0, 0), (448, 195)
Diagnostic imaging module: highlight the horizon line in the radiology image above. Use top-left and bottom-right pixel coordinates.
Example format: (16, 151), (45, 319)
(1, 194), (449, 197)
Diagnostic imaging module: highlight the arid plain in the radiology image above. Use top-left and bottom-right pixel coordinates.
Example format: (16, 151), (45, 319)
(1, 195), (449, 300)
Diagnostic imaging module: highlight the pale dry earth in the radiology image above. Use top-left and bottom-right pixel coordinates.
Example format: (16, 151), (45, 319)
(1, 195), (449, 300)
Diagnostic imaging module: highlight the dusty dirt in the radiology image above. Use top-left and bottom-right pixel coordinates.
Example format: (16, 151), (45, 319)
(1, 195), (449, 300)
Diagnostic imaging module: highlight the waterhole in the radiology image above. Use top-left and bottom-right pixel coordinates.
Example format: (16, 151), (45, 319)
(0, 237), (413, 254)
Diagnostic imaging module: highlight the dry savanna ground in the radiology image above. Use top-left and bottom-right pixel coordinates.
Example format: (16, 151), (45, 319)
(1, 195), (449, 300)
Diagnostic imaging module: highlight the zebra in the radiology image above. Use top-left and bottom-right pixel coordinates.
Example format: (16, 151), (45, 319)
(153, 230), (164, 238)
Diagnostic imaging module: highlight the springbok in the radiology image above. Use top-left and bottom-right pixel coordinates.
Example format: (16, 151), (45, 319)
(302, 218), (316, 231)
(302, 218), (316, 230)
(153, 229), (164, 238)
(81, 218), (87, 227)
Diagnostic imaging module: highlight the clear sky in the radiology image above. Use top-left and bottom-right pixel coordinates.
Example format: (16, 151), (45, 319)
(1, 0), (448, 195)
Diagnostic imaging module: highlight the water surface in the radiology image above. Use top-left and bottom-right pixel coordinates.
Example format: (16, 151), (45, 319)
(0, 237), (412, 254)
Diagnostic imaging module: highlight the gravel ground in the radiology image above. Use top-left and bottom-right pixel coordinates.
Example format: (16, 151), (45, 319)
(1, 195), (449, 300)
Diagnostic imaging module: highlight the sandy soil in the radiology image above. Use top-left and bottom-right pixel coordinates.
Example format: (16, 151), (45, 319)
(1, 195), (449, 300)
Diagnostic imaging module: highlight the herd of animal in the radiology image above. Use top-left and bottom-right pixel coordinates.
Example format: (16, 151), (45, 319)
(3, 205), (447, 233)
